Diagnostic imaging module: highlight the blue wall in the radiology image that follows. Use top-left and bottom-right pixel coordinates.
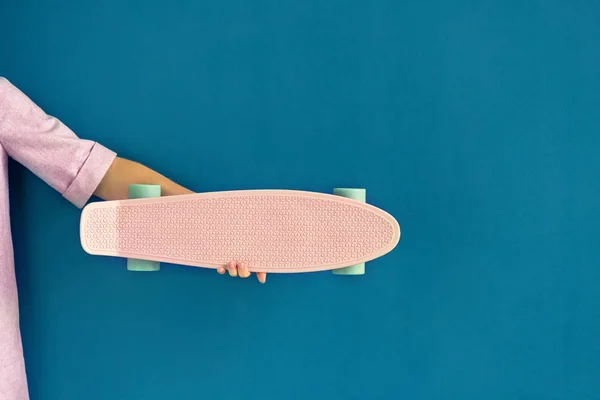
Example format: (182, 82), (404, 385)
(1, 1), (599, 399)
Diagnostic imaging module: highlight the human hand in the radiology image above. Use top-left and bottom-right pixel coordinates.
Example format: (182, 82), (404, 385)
(217, 261), (267, 284)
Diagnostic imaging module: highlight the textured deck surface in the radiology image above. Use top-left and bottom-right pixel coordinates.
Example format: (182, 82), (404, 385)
(80, 190), (400, 272)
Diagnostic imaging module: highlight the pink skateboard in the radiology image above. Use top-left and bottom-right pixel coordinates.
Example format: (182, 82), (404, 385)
(80, 187), (400, 274)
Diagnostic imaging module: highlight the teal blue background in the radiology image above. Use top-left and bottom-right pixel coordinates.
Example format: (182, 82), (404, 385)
(1, 1), (599, 399)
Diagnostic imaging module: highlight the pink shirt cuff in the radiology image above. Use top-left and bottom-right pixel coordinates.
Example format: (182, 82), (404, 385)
(62, 143), (116, 208)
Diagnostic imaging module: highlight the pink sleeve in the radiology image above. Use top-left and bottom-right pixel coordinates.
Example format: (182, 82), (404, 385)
(0, 77), (116, 208)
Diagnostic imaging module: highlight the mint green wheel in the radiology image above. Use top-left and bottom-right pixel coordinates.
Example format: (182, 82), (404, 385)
(332, 188), (366, 276)
(126, 184), (161, 272)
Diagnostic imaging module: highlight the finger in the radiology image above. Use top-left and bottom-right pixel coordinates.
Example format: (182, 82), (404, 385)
(256, 272), (267, 284)
(238, 262), (251, 278)
(227, 261), (238, 277)
(217, 266), (226, 275)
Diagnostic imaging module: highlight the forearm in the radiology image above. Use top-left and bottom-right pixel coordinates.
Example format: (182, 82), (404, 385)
(94, 157), (193, 200)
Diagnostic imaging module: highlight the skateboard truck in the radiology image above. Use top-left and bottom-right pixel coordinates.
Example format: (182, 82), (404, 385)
(332, 188), (367, 275)
(126, 184), (162, 272)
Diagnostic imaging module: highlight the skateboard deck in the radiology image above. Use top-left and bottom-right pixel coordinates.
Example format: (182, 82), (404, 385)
(80, 190), (400, 273)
